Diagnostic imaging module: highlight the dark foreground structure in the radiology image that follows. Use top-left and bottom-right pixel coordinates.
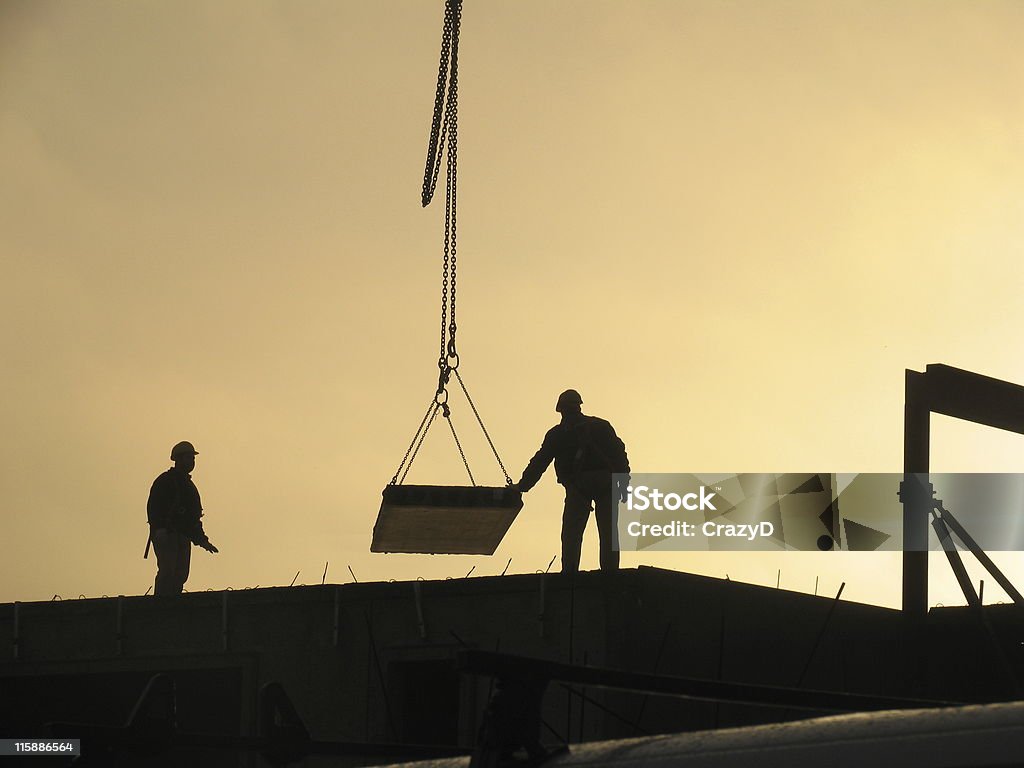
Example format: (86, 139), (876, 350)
(2, 566), (1023, 766)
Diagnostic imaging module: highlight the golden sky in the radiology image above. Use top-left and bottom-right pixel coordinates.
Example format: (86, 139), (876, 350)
(2, 0), (1023, 608)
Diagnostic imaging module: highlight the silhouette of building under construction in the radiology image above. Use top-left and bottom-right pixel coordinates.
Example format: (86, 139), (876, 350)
(2, 566), (1023, 766)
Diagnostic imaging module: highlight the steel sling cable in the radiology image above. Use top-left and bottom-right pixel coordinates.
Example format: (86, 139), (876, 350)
(454, 369), (512, 485)
(391, 395), (438, 485)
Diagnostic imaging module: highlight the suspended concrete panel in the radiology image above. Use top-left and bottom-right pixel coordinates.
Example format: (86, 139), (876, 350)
(370, 485), (523, 555)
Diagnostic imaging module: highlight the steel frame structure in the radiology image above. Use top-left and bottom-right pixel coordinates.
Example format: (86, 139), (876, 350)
(903, 364), (1024, 615)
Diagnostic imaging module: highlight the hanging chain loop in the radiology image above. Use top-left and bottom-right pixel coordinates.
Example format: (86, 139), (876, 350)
(421, 0), (454, 209)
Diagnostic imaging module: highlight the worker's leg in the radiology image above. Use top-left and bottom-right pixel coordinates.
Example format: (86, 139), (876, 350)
(177, 534), (192, 591)
(561, 486), (592, 574)
(152, 528), (182, 596)
(592, 475), (620, 571)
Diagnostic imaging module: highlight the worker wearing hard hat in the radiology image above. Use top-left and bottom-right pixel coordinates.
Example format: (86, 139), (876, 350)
(514, 390), (630, 573)
(145, 441), (218, 596)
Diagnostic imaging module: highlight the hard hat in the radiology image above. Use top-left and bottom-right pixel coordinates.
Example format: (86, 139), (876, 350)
(555, 389), (583, 412)
(170, 441), (199, 460)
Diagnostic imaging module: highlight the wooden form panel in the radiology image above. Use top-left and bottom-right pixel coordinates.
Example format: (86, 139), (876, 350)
(370, 485), (523, 555)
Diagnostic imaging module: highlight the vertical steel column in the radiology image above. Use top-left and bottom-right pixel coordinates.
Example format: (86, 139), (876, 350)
(903, 370), (930, 617)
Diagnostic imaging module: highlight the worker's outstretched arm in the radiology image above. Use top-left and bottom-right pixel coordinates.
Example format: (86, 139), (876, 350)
(516, 434), (556, 493)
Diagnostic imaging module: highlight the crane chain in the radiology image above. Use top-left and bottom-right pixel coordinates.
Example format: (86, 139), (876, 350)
(395, 1), (510, 489)
(421, 0), (462, 403)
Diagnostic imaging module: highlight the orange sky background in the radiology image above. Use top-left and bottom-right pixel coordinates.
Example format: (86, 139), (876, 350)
(2, 0), (1023, 608)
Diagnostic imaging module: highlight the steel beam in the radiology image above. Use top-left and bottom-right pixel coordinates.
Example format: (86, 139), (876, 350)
(458, 650), (960, 713)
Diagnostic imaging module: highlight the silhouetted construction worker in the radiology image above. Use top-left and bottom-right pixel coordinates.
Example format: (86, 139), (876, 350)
(514, 390), (630, 573)
(145, 441), (218, 595)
